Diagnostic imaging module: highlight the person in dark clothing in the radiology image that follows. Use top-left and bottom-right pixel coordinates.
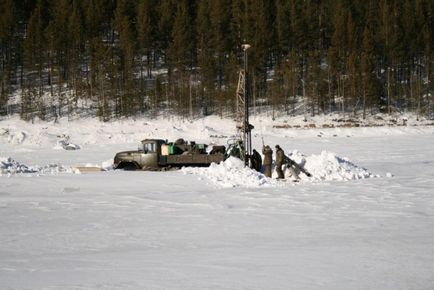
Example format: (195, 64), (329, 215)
(262, 145), (273, 178)
(251, 149), (262, 172)
(275, 144), (285, 179)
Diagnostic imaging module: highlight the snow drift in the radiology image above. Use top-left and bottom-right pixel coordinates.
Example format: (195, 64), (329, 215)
(182, 151), (378, 188)
(53, 134), (81, 150)
(289, 150), (379, 182)
(183, 157), (273, 188)
(0, 156), (71, 176)
(0, 156), (38, 175)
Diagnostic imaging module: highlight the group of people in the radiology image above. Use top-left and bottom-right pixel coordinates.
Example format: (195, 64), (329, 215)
(249, 144), (293, 179)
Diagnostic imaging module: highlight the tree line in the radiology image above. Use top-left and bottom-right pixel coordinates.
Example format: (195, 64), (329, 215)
(0, 0), (432, 121)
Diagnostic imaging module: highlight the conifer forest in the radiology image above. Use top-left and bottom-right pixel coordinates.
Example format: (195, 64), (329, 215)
(0, 0), (432, 121)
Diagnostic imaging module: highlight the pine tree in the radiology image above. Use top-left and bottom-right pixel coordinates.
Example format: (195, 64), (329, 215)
(361, 25), (376, 118)
(114, 0), (136, 116)
(330, 1), (349, 113)
(45, 0), (70, 101)
(0, 0), (16, 113)
(209, 0), (233, 88)
(137, 0), (156, 79)
(197, 0), (216, 116)
(346, 12), (359, 114)
(275, 0), (291, 58)
(68, 0), (84, 108)
(157, 0), (175, 52)
(168, 0), (194, 70)
(23, 0), (47, 120)
(167, 0), (195, 116)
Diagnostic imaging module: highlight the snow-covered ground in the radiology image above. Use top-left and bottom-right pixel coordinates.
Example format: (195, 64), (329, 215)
(1, 115), (434, 289)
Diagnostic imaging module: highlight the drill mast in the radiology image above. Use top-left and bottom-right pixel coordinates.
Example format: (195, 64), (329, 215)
(236, 44), (253, 166)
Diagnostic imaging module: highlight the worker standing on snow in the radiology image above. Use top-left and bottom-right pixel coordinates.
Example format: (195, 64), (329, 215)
(262, 145), (273, 178)
(275, 144), (285, 179)
(251, 149), (262, 172)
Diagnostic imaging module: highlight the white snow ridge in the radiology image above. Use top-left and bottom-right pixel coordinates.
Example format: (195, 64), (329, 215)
(183, 157), (272, 188)
(0, 156), (38, 175)
(183, 152), (378, 188)
(291, 150), (379, 182)
(0, 156), (72, 176)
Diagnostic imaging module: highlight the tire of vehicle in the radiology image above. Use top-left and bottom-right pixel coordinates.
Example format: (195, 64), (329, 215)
(117, 162), (139, 171)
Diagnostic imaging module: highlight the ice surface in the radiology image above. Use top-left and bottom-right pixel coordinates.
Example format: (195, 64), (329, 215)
(1, 115), (434, 289)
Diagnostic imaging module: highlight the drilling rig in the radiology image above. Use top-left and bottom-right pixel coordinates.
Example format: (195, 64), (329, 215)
(235, 44), (254, 166)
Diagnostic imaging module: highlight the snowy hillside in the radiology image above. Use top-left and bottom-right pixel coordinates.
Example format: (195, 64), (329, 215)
(1, 115), (434, 290)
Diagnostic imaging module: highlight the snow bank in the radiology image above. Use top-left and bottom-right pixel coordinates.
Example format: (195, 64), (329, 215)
(1, 114), (433, 151)
(0, 156), (38, 175)
(0, 155), (113, 176)
(0, 156), (72, 176)
(183, 152), (378, 188)
(290, 150), (379, 182)
(182, 157), (275, 188)
(0, 128), (26, 144)
(53, 134), (80, 150)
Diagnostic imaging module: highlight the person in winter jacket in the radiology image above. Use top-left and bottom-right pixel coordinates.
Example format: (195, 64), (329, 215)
(251, 149), (262, 172)
(275, 144), (285, 179)
(262, 145), (273, 177)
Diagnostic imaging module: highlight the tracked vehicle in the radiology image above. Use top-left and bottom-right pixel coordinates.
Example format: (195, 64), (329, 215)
(113, 139), (225, 171)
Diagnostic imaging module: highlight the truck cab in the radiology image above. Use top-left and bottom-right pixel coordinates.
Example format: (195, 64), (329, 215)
(114, 139), (165, 170)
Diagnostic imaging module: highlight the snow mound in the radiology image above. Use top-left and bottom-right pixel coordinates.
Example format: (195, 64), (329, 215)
(0, 128), (26, 144)
(182, 157), (274, 188)
(0, 156), (72, 176)
(0, 156), (38, 175)
(54, 134), (80, 150)
(101, 159), (114, 171)
(290, 150), (379, 182)
(182, 152), (378, 188)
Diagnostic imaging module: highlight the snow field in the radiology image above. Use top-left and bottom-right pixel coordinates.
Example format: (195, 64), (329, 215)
(1, 115), (434, 289)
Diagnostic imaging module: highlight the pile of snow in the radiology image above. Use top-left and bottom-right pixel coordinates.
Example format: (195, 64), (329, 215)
(101, 159), (114, 171)
(54, 134), (80, 150)
(183, 152), (378, 188)
(0, 156), (72, 176)
(0, 128), (26, 144)
(289, 150), (379, 182)
(182, 157), (274, 188)
(38, 164), (73, 175)
(0, 156), (38, 175)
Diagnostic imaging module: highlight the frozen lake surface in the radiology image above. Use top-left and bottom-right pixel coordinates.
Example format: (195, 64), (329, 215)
(1, 117), (434, 289)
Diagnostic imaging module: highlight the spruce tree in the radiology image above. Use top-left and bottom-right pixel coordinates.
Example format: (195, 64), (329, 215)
(167, 0), (195, 116)
(137, 0), (156, 79)
(197, 0), (215, 116)
(114, 0), (136, 116)
(0, 0), (16, 113)
(23, 0), (47, 120)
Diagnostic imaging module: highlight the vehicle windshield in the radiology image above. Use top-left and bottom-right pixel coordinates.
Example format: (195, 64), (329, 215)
(142, 142), (156, 153)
